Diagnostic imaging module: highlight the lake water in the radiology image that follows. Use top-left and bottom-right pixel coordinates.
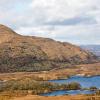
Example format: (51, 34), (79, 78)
(40, 76), (100, 96)
(40, 90), (95, 96)
(49, 76), (100, 88)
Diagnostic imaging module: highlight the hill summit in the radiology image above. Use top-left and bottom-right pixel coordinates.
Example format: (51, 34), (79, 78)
(0, 24), (97, 72)
(0, 24), (19, 44)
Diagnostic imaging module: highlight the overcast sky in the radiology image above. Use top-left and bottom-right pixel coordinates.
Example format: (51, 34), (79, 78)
(0, 0), (100, 45)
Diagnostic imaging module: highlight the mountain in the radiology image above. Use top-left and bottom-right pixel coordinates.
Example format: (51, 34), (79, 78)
(81, 45), (100, 58)
(0, 24), (98, 72)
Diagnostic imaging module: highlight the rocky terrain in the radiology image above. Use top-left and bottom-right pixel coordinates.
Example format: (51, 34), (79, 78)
(0, 24), (98, 73)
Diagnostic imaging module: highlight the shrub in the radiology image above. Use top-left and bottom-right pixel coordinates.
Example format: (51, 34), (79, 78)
(66, 82), (81, 90)
(90, 86), (97, 91)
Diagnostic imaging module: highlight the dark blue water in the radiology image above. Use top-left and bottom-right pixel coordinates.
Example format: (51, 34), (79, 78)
(49, 76), (100, 88)
(40, 90), (95, 96)
(40, 76), (100, 96)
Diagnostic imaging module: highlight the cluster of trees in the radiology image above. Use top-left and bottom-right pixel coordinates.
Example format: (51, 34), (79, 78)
(0, 55), (74, 73)
(0, 78), (81, 95)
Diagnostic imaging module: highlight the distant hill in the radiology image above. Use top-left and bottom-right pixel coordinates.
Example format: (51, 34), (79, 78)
(81, 45), (100, 58)
(0, 24), (98, 72)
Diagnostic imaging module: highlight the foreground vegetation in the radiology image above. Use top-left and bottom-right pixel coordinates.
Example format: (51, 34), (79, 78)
(0, 91), (100, 100)
(0, 77), (100, 100)
(0, 78), (82, 100)
(0, 78), (81, 94)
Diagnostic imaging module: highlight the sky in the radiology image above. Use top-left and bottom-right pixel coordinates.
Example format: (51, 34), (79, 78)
(0, 0), (100, 45)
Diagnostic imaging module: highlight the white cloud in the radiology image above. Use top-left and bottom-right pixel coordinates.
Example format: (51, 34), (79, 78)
(16, 25), (56, 38)
(0, 0), (100, 44)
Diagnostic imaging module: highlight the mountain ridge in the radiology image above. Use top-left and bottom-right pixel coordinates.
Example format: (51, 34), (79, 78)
(0, 24), (98, 72)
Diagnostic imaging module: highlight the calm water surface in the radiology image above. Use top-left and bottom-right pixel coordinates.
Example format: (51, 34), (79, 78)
(41, 76), (100, 96)
(49, 76), (100, 88)
(40, 90), (95, 96)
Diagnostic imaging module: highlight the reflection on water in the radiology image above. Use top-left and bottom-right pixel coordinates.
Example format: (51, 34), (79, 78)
(40, 90), (95, 96)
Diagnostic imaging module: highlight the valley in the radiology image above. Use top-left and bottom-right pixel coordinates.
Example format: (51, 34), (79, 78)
(0, 25), (100, 100)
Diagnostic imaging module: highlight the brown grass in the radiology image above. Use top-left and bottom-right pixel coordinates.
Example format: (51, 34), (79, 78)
(12, 95), (100, 100)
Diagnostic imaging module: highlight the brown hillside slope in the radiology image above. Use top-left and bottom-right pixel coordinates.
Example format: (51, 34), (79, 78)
(0, 24), (97, 72)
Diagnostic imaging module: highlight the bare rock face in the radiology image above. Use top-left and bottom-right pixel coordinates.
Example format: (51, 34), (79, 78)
(0, 24), (98, 72)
